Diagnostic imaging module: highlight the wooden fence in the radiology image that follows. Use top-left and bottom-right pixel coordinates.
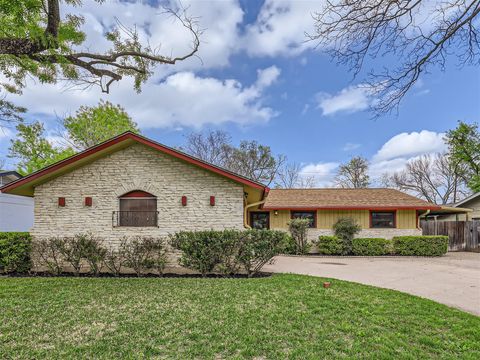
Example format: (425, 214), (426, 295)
(420, 220), (480, 251)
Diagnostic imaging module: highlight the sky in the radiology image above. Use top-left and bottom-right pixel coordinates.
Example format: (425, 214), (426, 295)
(0, 0), (479, 186)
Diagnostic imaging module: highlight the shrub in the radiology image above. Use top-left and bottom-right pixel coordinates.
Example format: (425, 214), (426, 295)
(279, 234), (298, 255)
(0, 232), (32, 274)
(352, 238), (391, 256)
(392, 236), (448, 256)
(32, 237), (65, 275)
(121, 236), (165, 276)
(288, 218), (311, 255)
(103, 247), (126, 277)
(333, 218), (361, 255)
(169, 230), (237, 277)
(58, 234), (92, 276)
(316, 236), (344, 255)
(81, 234), (107, 275)
(216, 230), (242, 276)
(236, 230), (288, 277)
(148, 238), (169, 276)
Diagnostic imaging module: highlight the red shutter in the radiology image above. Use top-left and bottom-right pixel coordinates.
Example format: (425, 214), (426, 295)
(181, 196), (187, 206)
(58, 197), (65, 207)
(210, 196), (215, 206)
(85, 197), (92, 207)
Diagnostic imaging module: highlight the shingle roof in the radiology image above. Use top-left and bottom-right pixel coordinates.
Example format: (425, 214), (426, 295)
(263, 188), (440, 210)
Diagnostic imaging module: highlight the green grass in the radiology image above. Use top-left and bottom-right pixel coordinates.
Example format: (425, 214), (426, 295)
(1, 274), (479, 359)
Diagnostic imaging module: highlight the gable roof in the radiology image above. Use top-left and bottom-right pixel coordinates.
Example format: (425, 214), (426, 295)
(0, 132), (267, 196)
(453, 192), (480, 208)
(263, 188), (440, 210)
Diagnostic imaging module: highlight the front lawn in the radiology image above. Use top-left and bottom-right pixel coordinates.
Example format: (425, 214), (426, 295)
(1, 274), (479, 359)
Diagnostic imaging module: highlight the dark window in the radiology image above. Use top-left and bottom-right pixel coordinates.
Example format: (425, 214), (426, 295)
(370, 211), (396, 228)
(291, 211), (316, 228)
(118, 191), (157, 227)
(250, 212), (270, 229)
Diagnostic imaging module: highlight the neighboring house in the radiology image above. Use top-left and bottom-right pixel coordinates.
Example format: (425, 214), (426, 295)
(0, 170), (34, 232)
(435, 192), (480, 221)
(0, 132), (440, 244)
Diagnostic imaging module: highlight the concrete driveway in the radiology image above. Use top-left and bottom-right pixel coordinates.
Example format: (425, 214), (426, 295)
(264, 252), (480, 316)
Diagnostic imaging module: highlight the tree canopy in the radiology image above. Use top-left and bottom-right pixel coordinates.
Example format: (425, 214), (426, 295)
(334, 156), (370, 188)
(63, 100), (139, 150)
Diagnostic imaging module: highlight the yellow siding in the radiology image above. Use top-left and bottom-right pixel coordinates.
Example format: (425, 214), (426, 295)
(269, 209), (419, 229)
(316, 209), (370, 229)
(397, 209), (417, 229)
(269, 210), (291, 229)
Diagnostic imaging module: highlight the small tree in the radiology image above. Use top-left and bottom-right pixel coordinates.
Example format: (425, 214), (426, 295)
(333, 218), (361, 255)
(32, 237), (65, 275)
(288, 218), (311, 255)
(103, 247), (126, 277)
(236, 230), (287, 277)
(121, 236), (159, 276)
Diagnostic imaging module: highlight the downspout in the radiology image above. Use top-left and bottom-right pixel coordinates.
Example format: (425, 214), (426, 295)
(244, 200), (266, 229)
(418, 209), (430, 230)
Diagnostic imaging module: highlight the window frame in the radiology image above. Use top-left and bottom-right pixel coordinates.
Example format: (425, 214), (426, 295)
(290, 210), (317, 228)
(369, 210), (397, 229)
(117, 190), (158, 227)
(250, 211), (270, 230)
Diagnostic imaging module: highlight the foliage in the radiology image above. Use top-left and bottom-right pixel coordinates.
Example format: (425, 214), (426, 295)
(81, 234), (107, 275)
(0, 232), (31, 273)
(103, 247), (126, 277)
(58, 235), (88, 276)
(333, 218), (361, 255)
(32, 237), (64, 275)
(0, 1), (200, 96)
(334, 156), (370, 188)
(0, 98), (26, 124)
(288, 218), (311, 255)
(169, 230), (235, 277)
(8, 121), (74, 175)
(352, 238), (391, 256)
(392, 236), (448, 257)
(63, 100), (139, 150)
(445, 121), (480, 192)
(2, 275), (480, 358)
(121, 236), (164, 276)
(316, 236), (344, 255)
(236, 230), (288, 277)
(280, 234), (300, 255)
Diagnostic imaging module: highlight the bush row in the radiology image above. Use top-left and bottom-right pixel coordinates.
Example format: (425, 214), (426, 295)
(0, 232), (32, 273)
(315, 235), (448, 256)
(1, 229), (290, 276)
(33, 234), (168, 276)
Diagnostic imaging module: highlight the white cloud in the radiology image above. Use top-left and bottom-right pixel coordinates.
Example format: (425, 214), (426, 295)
(373, 130), (446, 162)
(7, 66), (281, 129)
(67, 0), (244, 72)
(316, 84), (374, 116)
(242, 0), (322, 57)
(299, 162), (339, 187)
(343, 143), (361, 151)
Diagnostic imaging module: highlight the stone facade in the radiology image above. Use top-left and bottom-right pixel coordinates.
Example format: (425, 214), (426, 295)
(32, 143), (245, 248)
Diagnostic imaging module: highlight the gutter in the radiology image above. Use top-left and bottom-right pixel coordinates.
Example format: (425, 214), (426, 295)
(244, 200), (266, 229)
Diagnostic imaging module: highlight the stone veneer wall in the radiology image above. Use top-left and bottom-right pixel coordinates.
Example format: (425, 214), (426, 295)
(32, 143), (245, 249)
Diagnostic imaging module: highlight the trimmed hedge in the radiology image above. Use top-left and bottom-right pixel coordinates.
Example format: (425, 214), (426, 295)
(316, 236), (344, 255)
(0, 232), (32, 273)
(392, 236), (448, 256)
(352, 238), (391, 256)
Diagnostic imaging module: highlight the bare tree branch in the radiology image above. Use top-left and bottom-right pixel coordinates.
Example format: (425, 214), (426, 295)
(308, 0), (480, 115)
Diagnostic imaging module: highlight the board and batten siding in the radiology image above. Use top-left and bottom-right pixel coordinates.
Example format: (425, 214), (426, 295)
(269, 209), (418, 229)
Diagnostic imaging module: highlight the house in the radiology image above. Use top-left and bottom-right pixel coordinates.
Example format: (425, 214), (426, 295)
(251, 188), (440, 240)
(440, 192), (480, 221)
(0, 170), (34, 232)
(0, 132), (440, 244)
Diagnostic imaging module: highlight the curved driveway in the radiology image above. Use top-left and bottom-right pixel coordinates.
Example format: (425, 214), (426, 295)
(264, 252), (480, 316)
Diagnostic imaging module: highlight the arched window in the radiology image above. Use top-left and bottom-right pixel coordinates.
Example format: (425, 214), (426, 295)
(118, 190), (157, 227)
